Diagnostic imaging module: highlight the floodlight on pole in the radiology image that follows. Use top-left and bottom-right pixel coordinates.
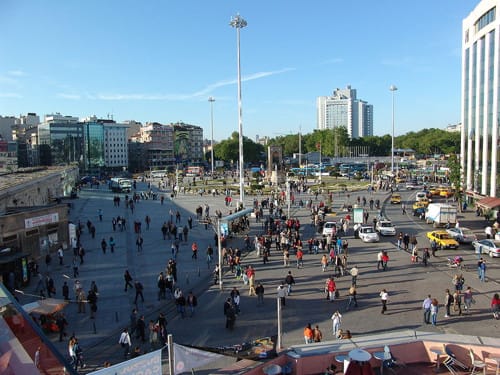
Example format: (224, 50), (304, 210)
(208, 96), (215, 176)
(230, 13), (247, 207)
(389, 85), (398, 174)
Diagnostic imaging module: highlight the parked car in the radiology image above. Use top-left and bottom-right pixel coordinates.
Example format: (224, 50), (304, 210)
(376, 220), (396, 236)
(426, 230), (459, 249)
(446, 227), (477, 244)
(358, 226), (380, 243)
(472, 239), (500, 258)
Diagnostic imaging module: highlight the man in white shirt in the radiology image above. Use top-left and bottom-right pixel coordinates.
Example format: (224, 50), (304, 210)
(422, 295), (432, 324)
(119, 328), (131, 358)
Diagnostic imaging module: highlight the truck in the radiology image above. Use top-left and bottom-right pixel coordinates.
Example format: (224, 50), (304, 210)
(425, 203), (457, 227)
(109, 178), (132, 193)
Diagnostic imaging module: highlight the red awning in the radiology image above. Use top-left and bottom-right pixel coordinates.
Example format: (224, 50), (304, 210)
(476, 197), (500, 210)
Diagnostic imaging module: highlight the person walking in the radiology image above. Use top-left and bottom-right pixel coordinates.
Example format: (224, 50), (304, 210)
(327, 277), (337, 302)
(109, 236), (115, 253)
(350, 265), (359, 287)
(376, 250), (383, 270)
(277, 284), (287, 307)
(256, 283), (264, 306)
(346, 285), (358, 310)
(72, 257), (79, 278)
(187, 291), (197, 317)
(331, 311), (342, 337)
(463, 286), (473, 313)
(423, 295), (432, 324)
(491, 293), (500, 320)
(136, 235), (144, 252)
(119, 328), (132, 358)
(453, 290), (462, 316)
(431, 298), (439, 326)
(380, 289), (389, 314)
(444, 289), (454, 318)
(191, 242), (198, 260)
(303, 323), (313, 344)
(134, 280), (144, 304)
(124, 270), (134, 292)
(224, 298), (236, 330)
(313, 325), (323, 343)
(285, 271), (295, 296)
(100, 238), (107, 254)
(479, 259), (487, 282)
(57, 246), (64, 265)
(136, 315), (146, 342)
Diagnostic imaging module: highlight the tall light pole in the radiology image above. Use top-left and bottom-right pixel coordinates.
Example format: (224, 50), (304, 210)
(208, 96), (215, 176)
(230, 13), (247, 207)
(389, 85), (398, 174)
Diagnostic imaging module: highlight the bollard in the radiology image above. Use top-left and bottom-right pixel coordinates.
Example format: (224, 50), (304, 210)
(198, 267), (200, 277)
(93, 321), (96, 334)
(186, 273), (189, 285)
(115, 311), (119, 322)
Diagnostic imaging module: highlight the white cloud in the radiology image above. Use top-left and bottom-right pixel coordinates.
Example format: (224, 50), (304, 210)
(88, 67), (295, 101)
(192, 67), (295, 97)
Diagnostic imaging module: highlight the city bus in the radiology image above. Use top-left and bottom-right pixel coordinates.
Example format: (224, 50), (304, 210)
(150, 170), (167, 178)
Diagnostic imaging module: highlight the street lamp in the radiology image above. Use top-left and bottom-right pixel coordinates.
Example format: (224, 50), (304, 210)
(208, 96), (215, 176)
(389, 85), (398, 174)
(230, 13), (247, 207)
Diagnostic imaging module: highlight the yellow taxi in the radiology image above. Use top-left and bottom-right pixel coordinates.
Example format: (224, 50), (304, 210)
(395, 177), (406, 184)
(428, 186), (441, 196)
(390, 193), (401, 204)
(439, 188), (455, 198)
(426, 230), (459, 249)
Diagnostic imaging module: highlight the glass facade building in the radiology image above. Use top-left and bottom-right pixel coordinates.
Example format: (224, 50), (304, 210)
(461, 0), (500, 197)
(37, 122), (83, 166)
(82, 122), (105, 173)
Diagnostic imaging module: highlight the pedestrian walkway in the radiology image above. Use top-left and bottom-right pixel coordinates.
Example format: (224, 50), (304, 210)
(16, 182), (500, 373)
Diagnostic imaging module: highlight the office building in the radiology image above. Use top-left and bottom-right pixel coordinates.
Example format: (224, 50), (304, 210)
(461, 0), (499, 197)
(317, 86), (373, 139)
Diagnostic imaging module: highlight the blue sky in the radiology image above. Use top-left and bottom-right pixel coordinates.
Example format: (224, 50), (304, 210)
(0, 0), (478, 141)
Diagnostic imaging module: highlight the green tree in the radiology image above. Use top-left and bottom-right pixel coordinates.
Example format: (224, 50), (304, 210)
(214, 132), (265, 164)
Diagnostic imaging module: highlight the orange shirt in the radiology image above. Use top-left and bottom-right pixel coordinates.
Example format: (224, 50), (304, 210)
(304, 327), (313, 339)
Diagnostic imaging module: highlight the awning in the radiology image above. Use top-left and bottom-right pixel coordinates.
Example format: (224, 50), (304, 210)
(476, 197), (500, 210)
(22, 298), (68, 315)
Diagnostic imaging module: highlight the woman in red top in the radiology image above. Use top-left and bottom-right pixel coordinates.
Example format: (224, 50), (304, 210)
(381, 251), (389, 271)
(491, 293), (500, 319)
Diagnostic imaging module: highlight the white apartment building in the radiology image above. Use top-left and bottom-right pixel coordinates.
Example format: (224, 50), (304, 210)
(104, 123), (129, 169)
(316, 85), (373, 139)
(461, 0), (499, 197)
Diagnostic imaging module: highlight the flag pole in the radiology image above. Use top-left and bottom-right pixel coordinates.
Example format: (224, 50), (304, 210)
(168, 334), (174, 375)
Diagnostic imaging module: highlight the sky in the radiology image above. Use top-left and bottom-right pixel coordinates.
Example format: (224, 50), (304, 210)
(0, 0), (479, 142)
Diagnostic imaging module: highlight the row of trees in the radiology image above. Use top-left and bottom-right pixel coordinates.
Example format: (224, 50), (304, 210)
(211, 128), (461, 162)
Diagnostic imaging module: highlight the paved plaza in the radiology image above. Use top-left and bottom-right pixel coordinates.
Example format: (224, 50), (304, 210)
(16, 180), (500, 373)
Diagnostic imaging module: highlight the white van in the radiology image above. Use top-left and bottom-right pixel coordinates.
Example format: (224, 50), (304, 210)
(322, 222), (337, 236)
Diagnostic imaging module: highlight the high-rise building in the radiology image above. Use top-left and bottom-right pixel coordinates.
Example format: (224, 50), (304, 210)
(317, 85), (373, 139)
(461, 0), (499, 197)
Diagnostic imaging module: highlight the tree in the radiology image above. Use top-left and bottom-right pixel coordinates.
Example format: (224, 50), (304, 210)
(214, 132), (265, 165)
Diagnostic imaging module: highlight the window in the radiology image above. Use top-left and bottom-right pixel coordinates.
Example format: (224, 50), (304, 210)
(475, 7), (496, 33)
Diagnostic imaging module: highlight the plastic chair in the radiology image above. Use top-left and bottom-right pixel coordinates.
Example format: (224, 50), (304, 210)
(469, 348), (487, 375)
